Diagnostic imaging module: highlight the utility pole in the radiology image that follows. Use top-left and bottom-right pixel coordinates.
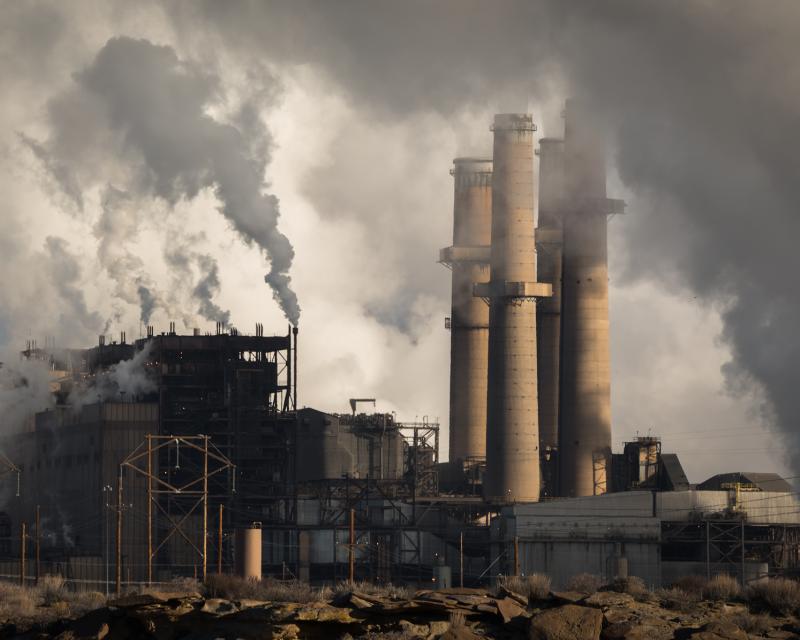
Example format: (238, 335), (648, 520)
(513, 536), (520, 577)
(35, 506), (40, 585)
(103, 485), (112, 596)
(459, 531), (464, 588)
(147, 435), (152, 586)
(19, 521), (26, 587)
(116, 470), (123, 595)
(217, 503), (224, 575)
(202, 436), (209, 581)
(348, 508), (355, 584)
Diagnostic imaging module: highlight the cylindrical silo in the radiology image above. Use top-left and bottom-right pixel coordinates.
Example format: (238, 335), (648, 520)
(445, 158), (492, 463)
(536, 138), (565, 453)
(558, 100), (619, 497)
(235, 524), (262, 581)
(483, 114), (552, 503)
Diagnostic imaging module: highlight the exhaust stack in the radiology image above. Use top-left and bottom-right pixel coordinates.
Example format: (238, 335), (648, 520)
(442, 158), (492, 463)
(480, 114), (552, 503)
(558, 100), (624, 497)
(536, 138), (566, 456)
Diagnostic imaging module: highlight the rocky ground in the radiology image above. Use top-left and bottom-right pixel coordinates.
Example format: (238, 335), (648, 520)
(2, 583), (799, 640)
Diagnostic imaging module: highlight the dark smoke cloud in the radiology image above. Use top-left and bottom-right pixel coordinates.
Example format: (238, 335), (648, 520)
(193, 254), (231, 327)
(164, 235), (231, 326)
(137, 284), (158, 325)
(44, 236), (103, 337)
(165, 1), (800, 466)
(27, 36), (300, 325)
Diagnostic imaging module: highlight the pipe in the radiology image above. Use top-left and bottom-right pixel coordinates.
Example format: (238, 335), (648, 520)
(292, 326), (298, 410)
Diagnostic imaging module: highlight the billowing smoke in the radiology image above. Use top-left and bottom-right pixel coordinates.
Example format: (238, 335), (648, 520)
(194, 254), (231, 326)
(69, 342), (156, 408)
(137, 284), (157, 325)
(0, 358), (55, 433)
(165, 1), (800, 469)
(164, 236), (231, 326)
(44, 236), (104, 338)
(95, 185), (165, 325)
(27, 36), (300, 325)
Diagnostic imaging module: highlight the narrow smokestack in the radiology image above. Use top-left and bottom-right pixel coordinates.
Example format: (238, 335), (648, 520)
(481, 114), (552, 503)
(558, 100), (623, 497)
(443, 157), (492, 463)
(536, 138), (566, 455)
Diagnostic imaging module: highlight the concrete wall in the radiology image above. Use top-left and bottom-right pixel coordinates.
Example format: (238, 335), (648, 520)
(516, 539), (660, 589)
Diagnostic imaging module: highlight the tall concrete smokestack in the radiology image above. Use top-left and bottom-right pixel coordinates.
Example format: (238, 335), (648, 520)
(558, 100), (624, 497)
(536, 138), (566, 456)
(480, 114), (552, 503)
(442, 158), (493, 463)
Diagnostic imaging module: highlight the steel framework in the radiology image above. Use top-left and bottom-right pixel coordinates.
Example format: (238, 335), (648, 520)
(121, 435), (235, 583)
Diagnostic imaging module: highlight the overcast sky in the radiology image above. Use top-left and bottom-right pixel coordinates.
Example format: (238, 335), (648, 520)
(1, 1), (797, 483)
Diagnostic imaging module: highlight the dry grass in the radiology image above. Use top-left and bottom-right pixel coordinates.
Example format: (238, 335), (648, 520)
(449, 610), (466, 628)
(747, 578), (800, 615)
(656, 587), (700, 612)
(0, 581), (38, 621)
(670, 574), (707, 596)
(497, 574), (551, 601)
(724, 610), (773, 634)
(205, 574), (329, 603)
(703, 574), (741, 601)
(566, 573), (603, 595)
(0, 577), (107, 628)
(332, 580), (412, 601)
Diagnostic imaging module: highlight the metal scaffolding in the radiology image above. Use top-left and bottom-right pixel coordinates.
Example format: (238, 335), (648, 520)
(121, 434), (235, 583)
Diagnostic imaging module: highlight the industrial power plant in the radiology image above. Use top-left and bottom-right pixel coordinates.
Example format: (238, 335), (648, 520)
(1, 101), (798, 592)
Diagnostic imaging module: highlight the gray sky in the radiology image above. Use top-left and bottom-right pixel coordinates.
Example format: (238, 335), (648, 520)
(0, 1), (796, 483)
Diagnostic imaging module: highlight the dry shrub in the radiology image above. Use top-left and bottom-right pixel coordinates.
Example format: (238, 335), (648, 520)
(747, 578), (800, 615)
(566, 573), (603, 595)
(497, 574), (551, 601)
(608, 576), (648, 598)
(657, 587), (700, 612)
(703, 574), (741, 601)
(205, 574), (327, 603)
(449, 610), (466, 628)
(670, 574), (707, 596)
(38, 574), (67, 606)
(725, 610), (773, 634)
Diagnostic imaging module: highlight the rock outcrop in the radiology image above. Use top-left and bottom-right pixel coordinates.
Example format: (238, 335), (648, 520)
(3, 585), (799, 639)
